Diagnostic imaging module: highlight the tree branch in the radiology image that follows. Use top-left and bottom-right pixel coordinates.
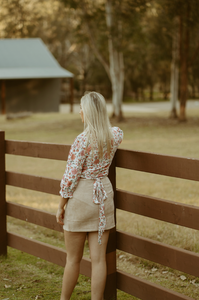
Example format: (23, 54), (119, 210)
(81, 0), (111, 80)
(85, 24), (111, 80)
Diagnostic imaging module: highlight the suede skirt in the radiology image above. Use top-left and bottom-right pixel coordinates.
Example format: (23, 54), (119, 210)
(63, 177), (115, 232)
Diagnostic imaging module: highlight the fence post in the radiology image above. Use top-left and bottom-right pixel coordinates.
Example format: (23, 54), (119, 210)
(104, 155), (117, 299)
(0, 131), (7, 256)
(70, 77), (74, 113)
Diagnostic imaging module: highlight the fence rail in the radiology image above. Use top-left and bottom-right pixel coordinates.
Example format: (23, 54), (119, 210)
(116, 189), (199, 230)
(1, 131), (199, 300)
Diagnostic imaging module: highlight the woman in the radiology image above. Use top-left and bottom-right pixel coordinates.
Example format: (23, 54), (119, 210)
(56, 91), (123, 300)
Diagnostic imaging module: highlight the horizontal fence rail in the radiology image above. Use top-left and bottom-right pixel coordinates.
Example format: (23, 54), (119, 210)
(116, 148), (199, 181)
(117, 270), (194, 300)
(6, 141), (199, 182)
(6, 171), (60, 195)
(2, 137), (199, 300)
(7, 232), (91, 277)
(6, 174), (199, 232)
(116, 189), (199, 231)
(117, 230), (199, 278)
(7, 201), (62, 232)
(6, 201), (116, 255)
(5, 140), (70, 160)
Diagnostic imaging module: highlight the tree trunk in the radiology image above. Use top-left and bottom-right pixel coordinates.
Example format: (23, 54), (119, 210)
(83, 0), (124, 120)
(164, 90), (169, 100)
(179, 4), (190, 122)
(106, 0), (124, 121)
(170, 17), (179, 119)
(1, 80), (6, 115)
(135, 89), (139, 101)
(149, 84), (153, 101)
(109, 45), (124, 120)
(141, 87), (145, 101)
(192, 84), (195, 99)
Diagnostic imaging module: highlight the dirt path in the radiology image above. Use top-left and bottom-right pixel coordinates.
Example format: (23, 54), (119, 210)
(60, 99), (199, 114)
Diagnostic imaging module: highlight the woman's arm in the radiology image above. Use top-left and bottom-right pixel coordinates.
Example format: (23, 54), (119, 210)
(57, 133), (87, 225)
(60, 133), (87, 199)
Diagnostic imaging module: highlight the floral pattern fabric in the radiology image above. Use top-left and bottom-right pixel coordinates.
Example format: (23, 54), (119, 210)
(60, 127), (123, 243)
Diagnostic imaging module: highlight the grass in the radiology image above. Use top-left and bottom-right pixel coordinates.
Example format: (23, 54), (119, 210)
(1, 105), (199, 299)
(0, 247), (92, 300)
(0, 249), (134, 300)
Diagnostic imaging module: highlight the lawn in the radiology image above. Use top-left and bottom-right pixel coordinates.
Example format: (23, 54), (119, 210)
(1, 105), (199, 299)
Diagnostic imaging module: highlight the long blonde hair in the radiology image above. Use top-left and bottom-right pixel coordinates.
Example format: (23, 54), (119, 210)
(81, 92), (113, 159)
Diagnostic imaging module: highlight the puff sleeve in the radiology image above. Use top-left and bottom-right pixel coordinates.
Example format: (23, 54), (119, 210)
(59, 133), (87, 198)
(112, 127), (123, 148)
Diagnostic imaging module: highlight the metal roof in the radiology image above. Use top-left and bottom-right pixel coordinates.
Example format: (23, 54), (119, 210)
(0, 38), (73, 79)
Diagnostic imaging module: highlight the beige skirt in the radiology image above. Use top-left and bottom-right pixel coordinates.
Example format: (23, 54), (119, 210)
(63, 177), (115, 232)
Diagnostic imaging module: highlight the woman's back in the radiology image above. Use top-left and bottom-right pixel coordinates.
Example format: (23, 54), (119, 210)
(60, 126), (123, 198)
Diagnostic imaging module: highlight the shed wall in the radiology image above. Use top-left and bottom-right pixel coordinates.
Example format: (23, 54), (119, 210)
(0, 78), (61, 114)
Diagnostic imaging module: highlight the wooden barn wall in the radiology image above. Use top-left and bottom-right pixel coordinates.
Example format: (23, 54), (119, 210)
(1, 78), (61, 114)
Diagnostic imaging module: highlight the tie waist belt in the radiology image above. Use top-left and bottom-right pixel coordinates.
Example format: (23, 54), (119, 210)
(93, 177), (108, 245)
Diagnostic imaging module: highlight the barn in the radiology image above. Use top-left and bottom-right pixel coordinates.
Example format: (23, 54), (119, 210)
(0, 38), (73, 115)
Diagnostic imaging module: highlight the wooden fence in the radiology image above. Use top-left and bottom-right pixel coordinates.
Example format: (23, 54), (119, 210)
(0, 130), (199, 300)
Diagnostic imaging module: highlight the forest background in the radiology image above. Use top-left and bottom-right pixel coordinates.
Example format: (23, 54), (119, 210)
(1, 0), (199, 121)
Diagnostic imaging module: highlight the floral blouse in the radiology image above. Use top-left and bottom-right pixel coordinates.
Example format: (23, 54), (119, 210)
(60, 127), (123, 243)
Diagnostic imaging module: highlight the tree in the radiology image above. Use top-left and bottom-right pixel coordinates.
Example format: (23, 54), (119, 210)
(161, 0), (199, 121)
(134, 2), (172, 102)
(170, 17), (179, 119)
(61, 0), (147, 120)
(105, 0), (124, 118)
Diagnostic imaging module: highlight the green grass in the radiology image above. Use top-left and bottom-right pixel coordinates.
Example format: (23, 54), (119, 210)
(1, 106), (199, 299)
(0, 248), (91, 300)
(0, 247), (134, 300)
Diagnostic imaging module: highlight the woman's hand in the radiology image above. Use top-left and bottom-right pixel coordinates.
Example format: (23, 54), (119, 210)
(56, 196), (68, 225)
(56, 207), (65, 225)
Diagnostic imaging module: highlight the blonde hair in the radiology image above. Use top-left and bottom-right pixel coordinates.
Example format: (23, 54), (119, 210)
(81, 91), (113, 159)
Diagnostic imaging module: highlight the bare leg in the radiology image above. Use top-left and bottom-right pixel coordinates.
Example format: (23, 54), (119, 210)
(60, 231), (87, 300)
(88, 230), (110, 300)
